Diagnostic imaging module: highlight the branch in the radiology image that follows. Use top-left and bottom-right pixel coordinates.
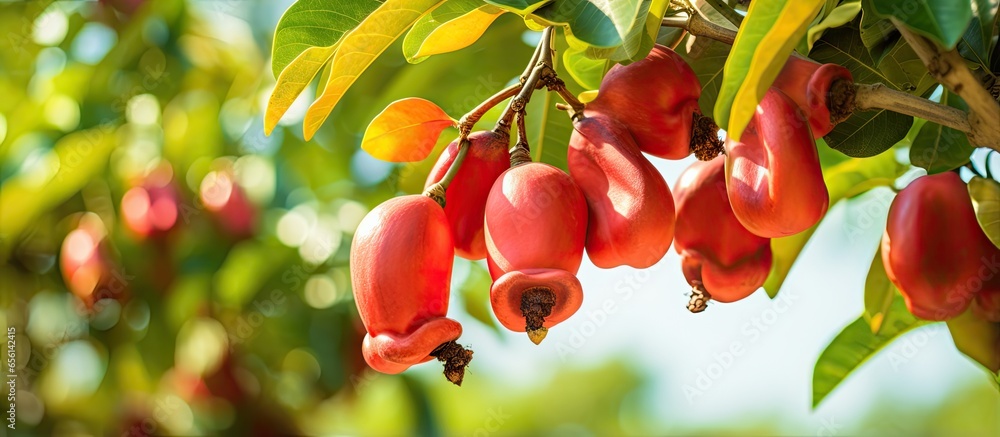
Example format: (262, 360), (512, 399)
(891, 18), (1000, 149)
(661, 8), (736, 45)
(495, 27), (555, 133)
(852, 84), (972, 133)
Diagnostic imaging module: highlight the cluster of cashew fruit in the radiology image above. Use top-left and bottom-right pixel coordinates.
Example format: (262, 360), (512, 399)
(350, 43), (1000, 385)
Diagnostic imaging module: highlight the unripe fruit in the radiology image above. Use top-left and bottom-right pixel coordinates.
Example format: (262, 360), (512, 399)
(485, 162), (587, 343)
(350, 195), (471, 384)
(725, 88), (829, 238)
(425, 131), (511, 260)
(200, 169), (256, 239)
(568, 113), (675, 268)
(882, 172), (1000, 321)
(772, 54), (854, 138)
(587, 45), (701, 160)
(674, 158), (772, 307)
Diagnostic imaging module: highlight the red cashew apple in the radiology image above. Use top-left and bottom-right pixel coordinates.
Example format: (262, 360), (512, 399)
(587, 44), (702, 160)
(60, 213), (128, 307)
(484, 162), (587, 343)
(771, 54), (854, 138)
(568, 112), (675, 268)
(200, 169), (256, 239)
(350, 194), (472, 385)
(974, 289), (1000, 323)
(882, 172), (1000, 321)
(121, 163), (180, 239)
(725, 88), (829, 238)
(425, 131), (511, 260)
(674, 158), (772, 310)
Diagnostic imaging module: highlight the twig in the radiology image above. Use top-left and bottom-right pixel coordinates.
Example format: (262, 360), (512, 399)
(892, 18), (1000, 149)
(458, 84), (521, 137)
(852, 83), (972, 134)
(496, 27), (555, 133)
(703, 0), (743, 27)
(661, 8), (736, 45)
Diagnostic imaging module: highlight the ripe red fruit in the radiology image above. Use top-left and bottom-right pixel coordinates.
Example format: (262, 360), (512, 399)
(425, 131), (511, 260)
(587, 45), (702, 160)
(485, 162), (587, 343)
(350, 195), (472, 384)
(974, 289), (1000, 323)
(200, 169), (256, 239)
(674, 158), (772, 308)
(60, 213), (128, 307)
(725, 88), (829, 238)
(882, 172), (1000, 321)
(568, 113), (675, 268)
(121, 163), (180, 239)
(771, 55), (854, 138)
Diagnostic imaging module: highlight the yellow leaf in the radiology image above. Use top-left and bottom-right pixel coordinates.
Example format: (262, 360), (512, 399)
(578, 90), (599, 103)
(361, 98), (456, 162)
(264, 45), (337, 135)
(414, 6), (505, 59)
(719, 0), (824, 142)
(303, 0), (447, 140)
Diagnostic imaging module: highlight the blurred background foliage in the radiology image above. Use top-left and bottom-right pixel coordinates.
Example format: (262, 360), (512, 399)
(0, 0), (997, 436)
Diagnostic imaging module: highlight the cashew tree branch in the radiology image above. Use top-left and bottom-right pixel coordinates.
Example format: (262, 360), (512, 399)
(891, 18), (1000, 149)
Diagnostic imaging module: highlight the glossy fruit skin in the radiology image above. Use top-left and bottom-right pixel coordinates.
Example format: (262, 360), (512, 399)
(350, 195), (462, 374)
(771, 55), (853, 138)
(425, 131), (511, 260)
(674, 158), (772, 303)
(587, 45), (701, 160)
(882, 172), (1000, 321)
(484, 163), (588, 332)
(725, 88), (829, 238)
(568, 113), (675, 268)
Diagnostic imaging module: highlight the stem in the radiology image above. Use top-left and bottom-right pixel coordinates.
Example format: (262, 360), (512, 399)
(661, 9), (737, 45)
(852, 83), (972, 133)
(423, 138), (469, 207)
(459, 84), (521, 136)
(496, 27), (555, 133)
(892, 18), (1000, 149)
(703, 0), (743, 27)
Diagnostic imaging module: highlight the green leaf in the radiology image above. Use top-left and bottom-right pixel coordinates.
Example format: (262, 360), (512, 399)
(529, 91), (574, 171)
(563, 45), (612, 89)
(863, 248), (896, 334)
(485, 0), (551, 14)
(265, 46), (337, 135)
(910, 90), (973, 173)
(858, 0), (899, 61)
(957, 0), (998, 66)
(870, 0), (973, 49)
(673, 2), (735, 115)
(764, 149), (905, 297)
(459, 260), (503, 335)
(530, 0), (645, 48)
(810, 23), (934, 157)
(402, 0), (506, 64)
(806, 0), (861, 52)
(0, 127), (117, 259)
(969, 176), (1000, 249)
(812, 295), (928, 408)
(303, 0), (448, 140)
(947, 308), (1000, 374)
(714, 0), (824, 142)
(270, 0), (382, 78)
